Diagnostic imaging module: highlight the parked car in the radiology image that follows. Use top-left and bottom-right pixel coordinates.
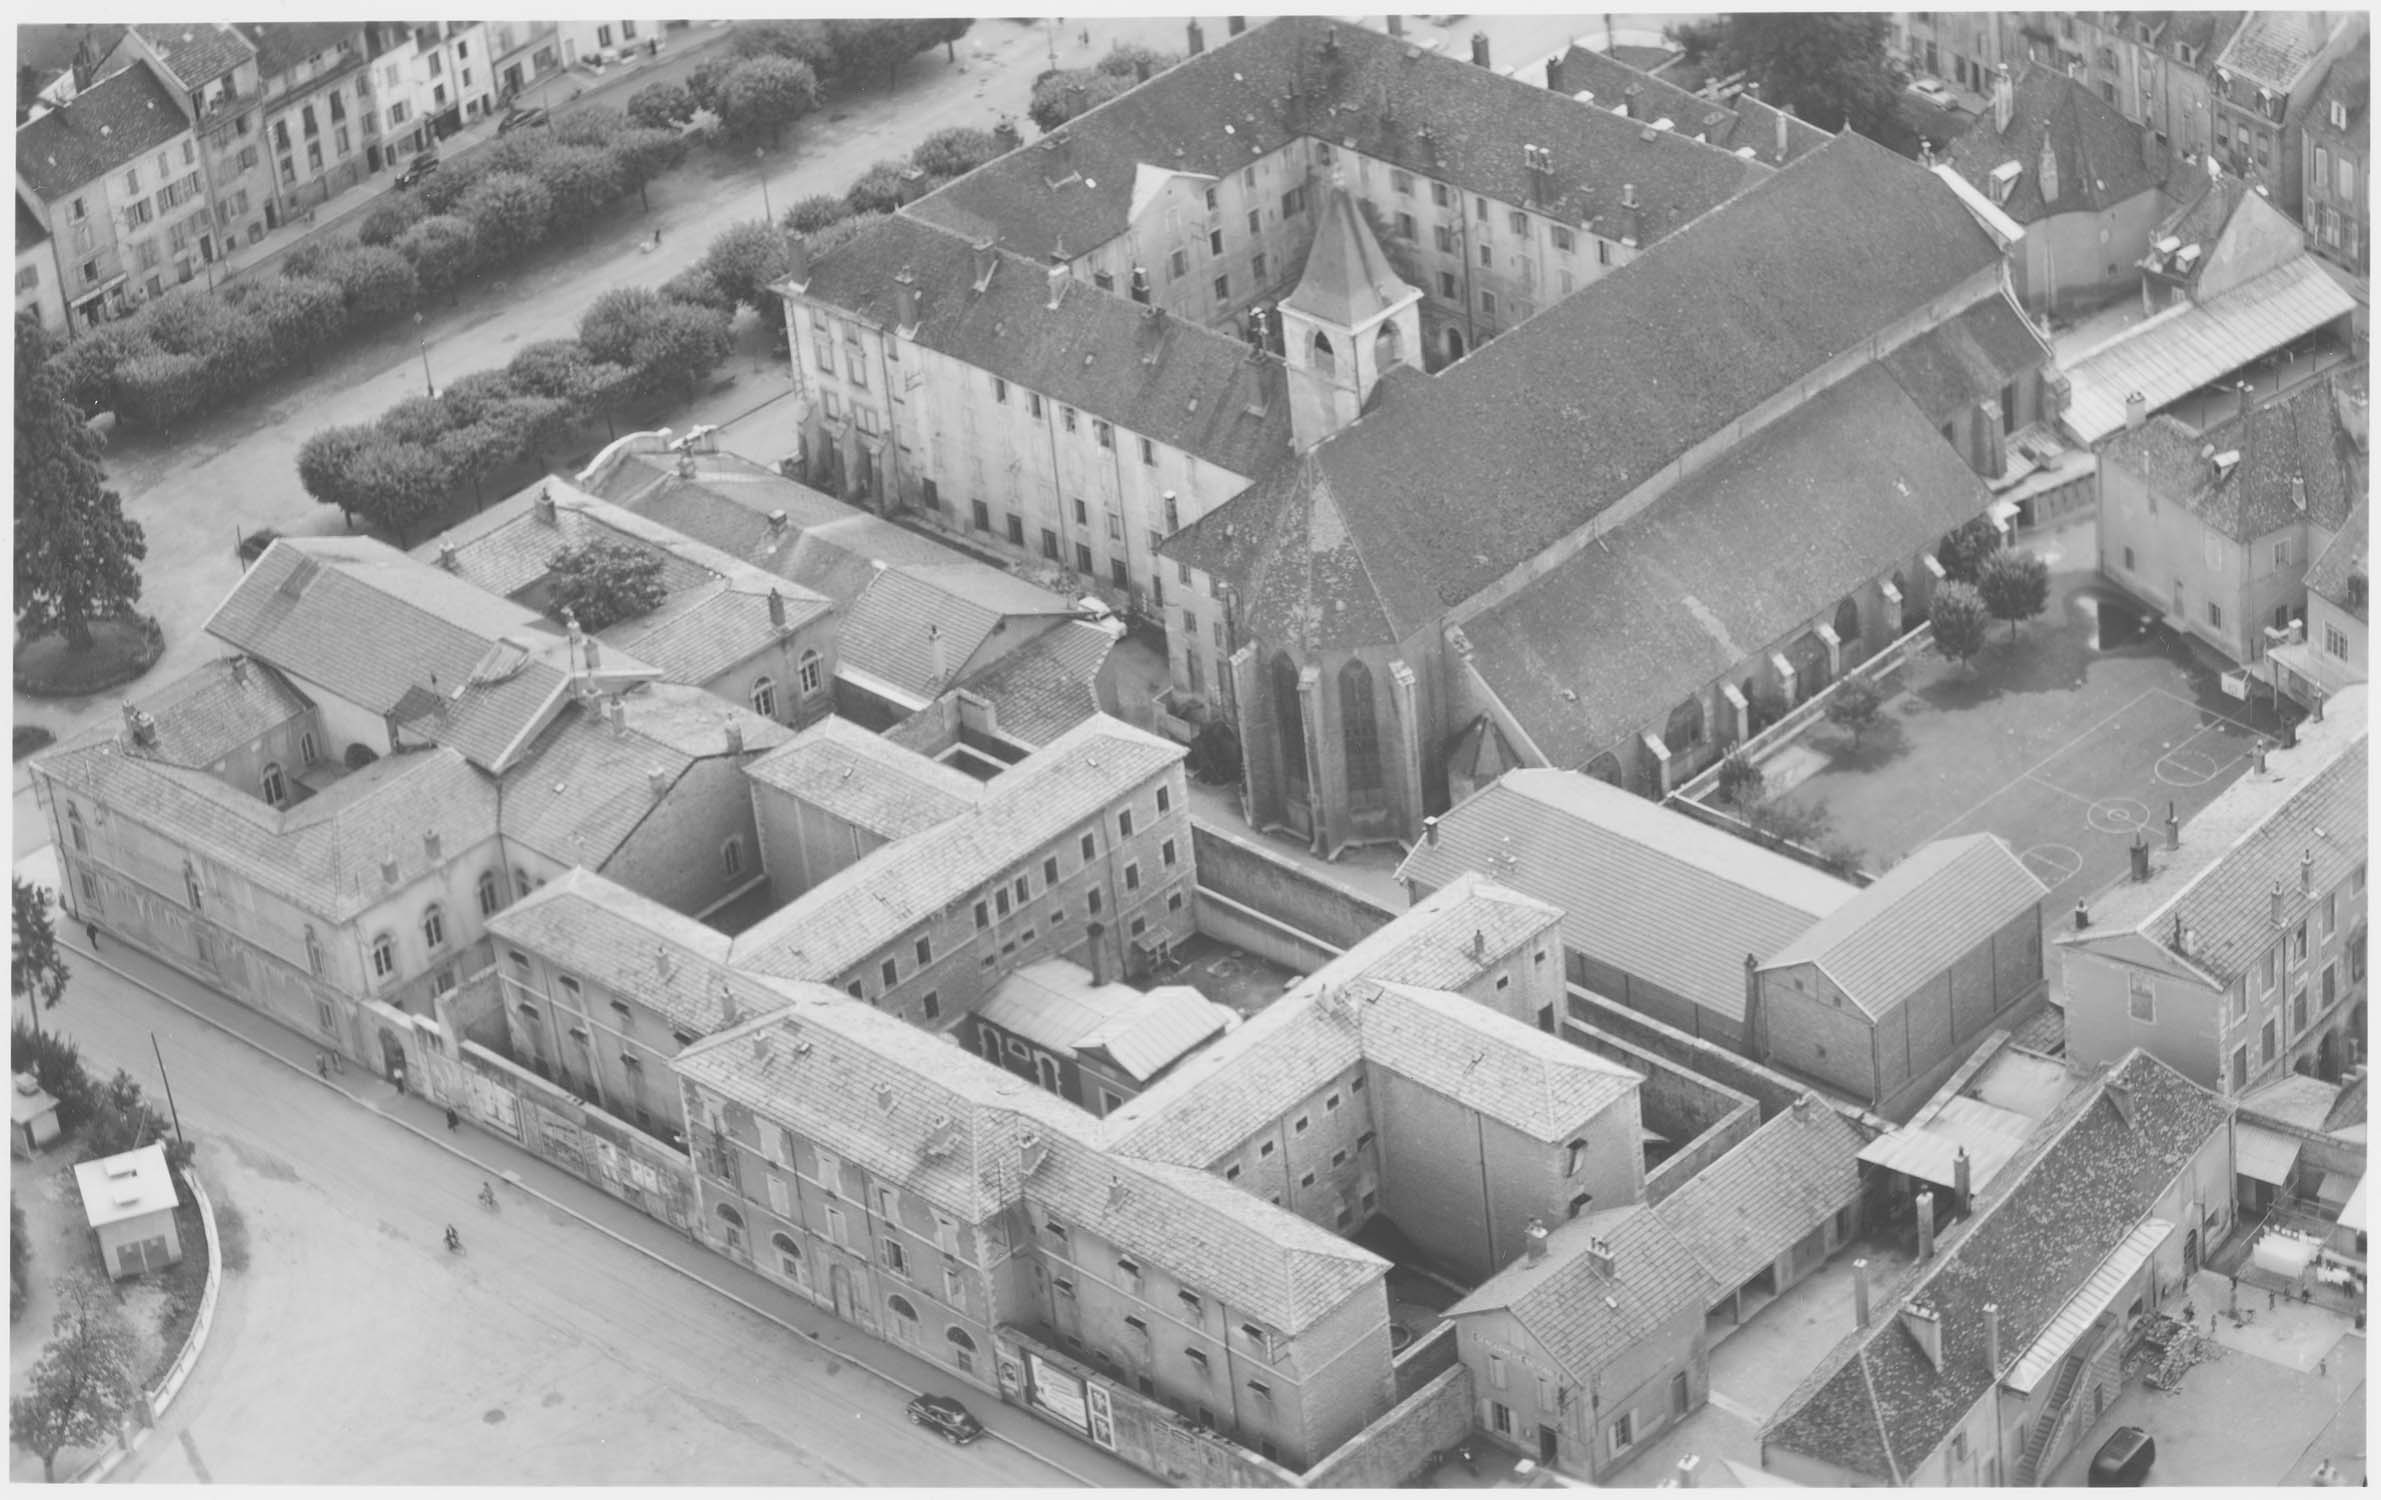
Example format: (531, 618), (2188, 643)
(395, 151), (440, 190)
(1909, 75), (1954, 105)
(2088, 1427), (2155, 1486)
(498, 105), (549, 134)
(905, 1393), (984, 1445)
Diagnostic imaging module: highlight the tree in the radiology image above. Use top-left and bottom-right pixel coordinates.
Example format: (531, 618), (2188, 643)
(246, 275), (349, 372)
(700, 220), (796, 313)
(609, 126), (689, 213)
(1705, 14), (1906, 138)
(550, 104), (628, 149)
(346, 437), (452, 546)
(114, 349), (213, 431)
(435, 369), (522, 429)
(45, 324), (143, 419)
(910, 125), (1003, 179)
(844, 159), (915, 216)
(10, 1021), (95, 1133)
(1822, 676), (1885, 748)
(506, 340), (622, 411)
(1095, 41), (1178, 79)
(743, 19), (838, 76)
(12, 878), (69, 1038)
(1976, 547), (2051, 642)
(455, 172), (554, 261)
(356, 194), (428, 247)
(318, 244), (419, 323)
(1744, 792), (1835, 849)
(80, 1068), (187, 1168)
(377, 393), (453, 449)
(1935, 514), (2003, 584)
(684, 55), (736, 116)
(15, 315), (148, 650)
(1930, 580), (1991, 670)
(714, 56), (819, 144)
(630, 302), (734, 402)
(626, 79), (695, 130)
(1029, 66), (1133, 132)
(10, 1271), (139, 1481)
(546, 538), (669, 631)
(396, 215), (480, 300)
(296, 424), (378, 525)
(1714, 748), (1764, 809)
(785, 194), (852, 235)
(537, 145), (625, 230)
(659, 262), (735, 316)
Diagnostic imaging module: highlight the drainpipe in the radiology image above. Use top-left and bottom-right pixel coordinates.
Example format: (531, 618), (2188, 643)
(1040, 388), (1068, 575)
(1456, 192), (1481, 355)
(871, 320), (904, 516)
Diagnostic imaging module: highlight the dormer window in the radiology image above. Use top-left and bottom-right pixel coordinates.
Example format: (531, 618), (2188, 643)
(2333, 99), (2350, 131)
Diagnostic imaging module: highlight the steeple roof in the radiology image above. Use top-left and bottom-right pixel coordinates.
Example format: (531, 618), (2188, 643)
(1282, 182), (1414, 331)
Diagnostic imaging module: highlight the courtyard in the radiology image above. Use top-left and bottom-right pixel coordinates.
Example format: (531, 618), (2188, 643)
(1740, 524), (2292, 907)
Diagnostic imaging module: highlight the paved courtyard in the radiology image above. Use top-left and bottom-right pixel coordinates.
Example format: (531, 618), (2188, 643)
(1755, 525), (2290, 905)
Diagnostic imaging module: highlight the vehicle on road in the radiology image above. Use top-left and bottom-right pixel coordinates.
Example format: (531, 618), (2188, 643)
(395, 151), (441, 190)
(905, 1393), (984, 1445)
(1909, 75), (1954, 105)
(2088, 1427), (2155, 1486)
(498, 105), (550, 134)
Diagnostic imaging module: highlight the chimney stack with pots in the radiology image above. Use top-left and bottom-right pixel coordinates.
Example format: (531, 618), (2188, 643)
(2125, 390), (2148, 428)
(1585, 1234), (1616, 1278)
(1853, 1257), (1872, 1327)
(1545, 53), (1567, 94)
(2130, 834), (2151, 882)
(1470, 31), (1491, 68)
(1424, 816), (1440, 847)
(1524, 1217), (1550, 1263)
(2165, 802), (2180, 851)
(768, 588), (787, 627)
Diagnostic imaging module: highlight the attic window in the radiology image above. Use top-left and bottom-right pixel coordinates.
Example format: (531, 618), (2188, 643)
(1988, 161), (2022, 205)
(2333, 99), (2350, 130)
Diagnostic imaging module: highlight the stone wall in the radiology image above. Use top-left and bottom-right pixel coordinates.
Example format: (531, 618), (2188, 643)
(1301, 1364), (1475, 1489)
(992, 1325), (1300, 1486)
(1567, 985), (1814, 1119)
(1191, 820), (1397, 953)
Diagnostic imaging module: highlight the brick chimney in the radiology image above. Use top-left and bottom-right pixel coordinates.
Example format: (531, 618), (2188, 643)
(786, 234), (810, 292)
(2073, 899), (2090, 930)
(2130, 833), (2151, 882)
(437, 541), (459, 571)
(1852, 1257), (1872, 1327)
(1984, 1302), (2003, 1377)
(1953, 1147), (1972, 1217)
(1524, 1217), (1549, 1263)
(1585, 1234), (1616, 1278)
(1545, 52), (1567, 94)
(1900, 1299), (1945, 1373)
(725, 719), (744, 754)
(1993, 64), (2015, 134)
(2274, 879), (2287, 925)
(927, 622), (947, 684)
(534, 485), (557, 525)
(423, 829), (442, 862)
(768, 588), (787, 627)
(893, 269), (921, 334)
(1423, 815), (1440, 847)
(1187, 19), (1205, 55)
(2165, 801), (2180, 851)
(1470, 31), (1491, 68)
(1915, 1189), (1936, 1260)
(2254, 739), (2269, 773)
(2302, 849), (2316, 894)
(1046, 253), (1070, 310)
(229, 655), (249, 684)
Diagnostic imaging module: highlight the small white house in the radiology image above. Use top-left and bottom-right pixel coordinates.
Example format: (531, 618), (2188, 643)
(73, 1143), (183, 1279)
(11, 1074), (61, 1158)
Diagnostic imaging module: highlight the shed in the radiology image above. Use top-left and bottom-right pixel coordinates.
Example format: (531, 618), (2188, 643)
(73, 1143), (183, 1279)
(11, 1074), (61, 1158)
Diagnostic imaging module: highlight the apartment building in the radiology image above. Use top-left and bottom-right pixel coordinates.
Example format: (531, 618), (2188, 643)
(486, 22), (563, 105)
(102, 24), (272, 259)
(2267, 501), (2368, 709)
(364, 23), (494, 161)
(2299, 35), (2367, 276)
(16, 200), (67, 336)
(15, 59), (206, 328)
(243, 23), (377, 212)
(558, 21), (661, 68)
(2057, 685), (2368, 1093)
(2209, 11), (2364, 216)
(2003, 13), (2243, 174)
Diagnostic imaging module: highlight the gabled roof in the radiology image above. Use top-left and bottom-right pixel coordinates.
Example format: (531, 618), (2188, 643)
(1445, 1206), (1714, 1380)
(1760, 836), (2047, 1019)
(16, 60), (192, 203)
(977, 960), (1228, 1083)
(2304, 36), (2369, 153)
(1460, 362), (1996, 769)
(1398, 770), (1852, 1024)
(907, 16), (1769, 266)
(741, 714), (983, 842)
(1166, 132), (2007, 631)
(239, 22), (363, 81)
(487, 867), (747, 1035)
(839, 562), (1080, 702)
(124, 22), (255, 89)
(1657, 1099), (1869, 1292)
(2215, 10), (2353, 93)
(1765, 1050), (2231, 1481)
(2100, 370), (2360, 543)
(940, 619), (1120, 749)
(792, 213), (1294, 482)
(729, 715), (1184, 981)
(2062, 689), (2366, 986)
(2304, 501), (2368, 621)
(126, 657), (312, 768)
(1362, 982), (1640, 1142)
(206, 537), (587, 774)
(2240, 1073), (2345, 1133)
(1881, 295), (2056, 428)
(1281, 183), (1415, 331)
(1944, 64), (2169, 224)
(1551, 44), (1831, 166)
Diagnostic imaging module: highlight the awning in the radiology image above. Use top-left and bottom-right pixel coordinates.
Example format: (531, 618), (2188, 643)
(2316, 1171), (2356, 1212)
(2235, 1122), (2303, 1185)
(1857, 1096), (2031, 1190)
(2007, 1218), (2170, 1393)
(2339, 1176), (2367, 1235)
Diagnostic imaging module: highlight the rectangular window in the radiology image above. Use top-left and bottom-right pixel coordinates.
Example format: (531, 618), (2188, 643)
(1027, 392), (1043, 418)
(1610, 1412), (1635, 1453)
(1093, 418), (1113, 448)
(1168, 247), (1188, 278)
(1438, 270), (1458, 298)
(1508, 210), (1527, 235)
(1552, 226), (1575, 253)
(2262, 1018), (2278, 1064)
(1081, 832), (1097, 861)
(1212, 273), (1230, 301)
(1124, 863), (1141, 892)
(1162, 838), (1178, 868)
(1208, 227), (1223, 256)
(1435, 224), (1456, 254)
(2127, 970), (2155, 1022)
(880, 957), (899, 988)
(1247, 208), (1261, 235)
(1139, 436), (1157, 467)
(1395, 211), (1417, 241)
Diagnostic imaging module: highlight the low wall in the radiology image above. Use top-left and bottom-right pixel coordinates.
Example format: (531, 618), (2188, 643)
(992, 1325), (1300, 1486)
(1392, 1319), (1459, 1401)
(1567, 986), (1816, 1119)
(1195, 888), (1343, 976)
(146, 1168), (220, 1419)
(1565, 1023), (1759, 1205)
(1301, 1365), (1475, 1489)
(1192, 820), (1397, 954)
(441, 1040), (701, 1235)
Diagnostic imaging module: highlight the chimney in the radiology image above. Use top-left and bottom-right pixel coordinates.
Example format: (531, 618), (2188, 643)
(1675, 1456), (1701, 1490)
(1470, 31), (1491, 69)
(647, 767), (668, 796)
(1852, 1257), (1872, 1328)
(785, 235), (810, 291)
(768, 509), (789, 535)
(725, 719), (744, 754)
(1046, 253), (1070, 311)
(2301, 849), (2315, 895)
(2254, 739), (2268, 773)
(1585, 1234), (1616, 1278)
(423, 829), (443, 862)
(534, 484), (557, 525)
(1984, 1302), (2003, 1377)
(1227, 17), (1245, 36)
(1993, 64), (2015, 134)
(2073, 899), (2091, 931)
(1524, 1217), (1550, 1263)
(1129, 265), (1152, 305)
(437, 541), (459, 571)
(970, 237), (997, 293)
(655, 944), (673, 979)
(893, 271), (921, 335)
(2273, 879), (2287, 926)
(2164, 802), (2180, 851)
(1423, 815), (1440, 847)
(1386, 14), (1402, 36)
(1901, 1300), (1946, 1373)
(2125, 390), (2148, 428)
(1953, 1147), (1972, 1217)
(1471, 927), (1486, 960)
(927, 622), (948, 684)
(2130, 834), (2151, 882)
(1775, 102), (1789, 161)
(2105, 1076), (2137, 1129)
(1086, 920), (1112, 987)
(1622, 82), (1643, 120)
(1186, 19), (1205, 55)
(1545, 53), (1567, 94)
(1792, 1092), (1812, 1119)
(1915, 1189), (1936, 1261)
(229, 655), (249, 684)
(2311, 687), (2326, 722)
(2283, 716), (2298, 749)
(767, 588), (787, 627)
(582, 637), (602, 671)
(381, 853), (401, 887)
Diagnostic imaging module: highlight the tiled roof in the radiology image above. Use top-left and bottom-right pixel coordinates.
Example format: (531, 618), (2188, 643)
(206, 538), (584, 773)
(730, 715), (1184, 981)
(1445, 1206), (1715, 1381)
(1280, 184), (1415, 330)
(1944, 64), (2168, 225)
(1655, 1100), (1869, 1291)
(35, 735), (495, 922)
(590, 451), (969, 607)
(742, 715), (983, 841)
(1880, 295), (2056, 427)
(2304, 37), (2369, 154)
(1764, 1050), (2230, 1481)
(794, 213), (1294, 481)
(1165, 133), (2006, 634)
(486, 868), (748, 1035)
(422, 486), (716, 602)
(1760, 836), (2047, 1020)
(1398, 770), (1851, 1023)
(943, 619), (1120, 749)
(1105, 998), (1362, 1167)
(18, 199), (50, 251)
(977, 960), (1226, 1082)
(130, 657), (312, 768)
(907, 16), (1768, 266)
(239, 22), (361, 81)
(2065, 690), (2366, 986)
(127, 22), (254, 88)
(1551, 44), (1831, 166)
(2239, 1073), (2344, 1132)
(1362, 983), (1641, 1142)
(2304, 502), (2368, 620)
(2215, 11), (2352, 92)
(1461, 364), (1993, 768)
(1352, 881), (1563, 996)
(2101, 370), (2360, 543)
(17, 61), (192, 203)
(840, 563), (1080, 702)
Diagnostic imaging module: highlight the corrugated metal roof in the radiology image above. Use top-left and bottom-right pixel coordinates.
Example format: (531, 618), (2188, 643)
(1857, 1094), (2035, 1191)
(2235, 1121), (2303, 1185)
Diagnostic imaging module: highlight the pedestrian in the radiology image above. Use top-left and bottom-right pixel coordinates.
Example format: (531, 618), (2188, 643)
(444, 1105), (460, 1132)
(2318, 1356), (2329, 1378)
(2271, 1289), (2279, 1311)
(315, 1051), (329, 1078)
(1080, 27), (1089, 46)
(83, 920), (100, 952)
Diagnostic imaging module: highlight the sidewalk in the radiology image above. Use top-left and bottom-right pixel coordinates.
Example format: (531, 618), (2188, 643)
(12, 843), (1141, 1489)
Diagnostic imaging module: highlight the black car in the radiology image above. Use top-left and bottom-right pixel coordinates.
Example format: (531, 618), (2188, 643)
(905, 1393), (984, 1445)
(498, 105), (549, 134)
(394, 151), (440, 190)
(2088, 1427), (2155, 1486)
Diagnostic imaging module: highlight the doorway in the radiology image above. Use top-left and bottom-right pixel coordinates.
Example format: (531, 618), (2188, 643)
(1539, 1425), (1559, 1465)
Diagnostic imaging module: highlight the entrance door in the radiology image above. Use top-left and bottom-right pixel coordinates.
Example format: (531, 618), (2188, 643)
(831, 1261), (855, 1322)
(2184, 1227), (2200, 1276)
(1539, 1425), (1559, 1465)
(378, 1027), (408, 1082)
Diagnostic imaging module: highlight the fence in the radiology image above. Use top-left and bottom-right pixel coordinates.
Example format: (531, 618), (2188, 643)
(442, 1040), (701, 1235)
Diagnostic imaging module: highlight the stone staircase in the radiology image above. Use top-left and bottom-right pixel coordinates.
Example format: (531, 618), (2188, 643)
(2015, 1355), (2082, 1486)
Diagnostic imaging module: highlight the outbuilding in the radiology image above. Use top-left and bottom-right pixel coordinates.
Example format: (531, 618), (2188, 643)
(73, 1143), (183, 1279)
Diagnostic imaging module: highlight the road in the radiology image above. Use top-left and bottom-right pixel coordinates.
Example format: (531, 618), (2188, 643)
(20, 887), (1143, 1485)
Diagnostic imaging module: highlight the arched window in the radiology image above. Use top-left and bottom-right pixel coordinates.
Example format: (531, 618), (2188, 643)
(947, 1326), (978, 1375)
(1663, 695), (1704, 754)
(798, 650), (824, 695)
(750, 676), (777, 720)
(888, 1293), (919, 1325)
(1373, 319), (1403, 372)
(300, 730), (320, 767)
(369, 932), (397, 979)
(477, 869), (502, 917)
(715, 1200), (746, 1253)
(1339, 658), (1383, 797)
(304, 925), (324, 976)
(183, 860), (204, 912)
(421, 904), (447, 950)
(1271, 653), (1307, 787)
(67, 806), (87, 855)
(260, 761), (287, 806)
(715, 1202), (745, 1228)
(723, 838), (745, 877)
(514, 867), (533, 900)
(771, 1231), (805, 1280)
(1833, 596), (1862, 650)
(1310, 330), (1337, 380)
(1444, 327), (1466, 363)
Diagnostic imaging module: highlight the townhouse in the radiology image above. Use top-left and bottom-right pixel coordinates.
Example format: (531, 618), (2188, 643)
(2002, 13), (2243, 173)
(16, 200), (67, 336)
(2208, 11), (2364, 217)
(15, 59), (205, 328)
(2299, 35), (2367, 277)
(2057, 685), (2368, 1094)
(102, 24), (271, 259)
(486, 22), (564, 106)
(243, 23), (378, 213)
(2267, 501), (2368, 710)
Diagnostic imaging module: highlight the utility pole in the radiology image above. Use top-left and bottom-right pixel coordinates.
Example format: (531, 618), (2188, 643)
(150, 1033), (186, 1150)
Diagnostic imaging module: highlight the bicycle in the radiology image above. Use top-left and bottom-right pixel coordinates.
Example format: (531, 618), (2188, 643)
(478, 1181), (499, 1213)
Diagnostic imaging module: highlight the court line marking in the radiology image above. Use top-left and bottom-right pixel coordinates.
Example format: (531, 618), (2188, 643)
(1914, 688), (2165, 847)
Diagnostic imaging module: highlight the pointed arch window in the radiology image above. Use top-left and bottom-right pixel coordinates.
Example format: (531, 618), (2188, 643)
(1373, 319), (1403, 373)
(1339, 658), (1383, 797)
(1271, 653), (1307, 788)
(304, 925), (325, 976)
(1310, 330), (1337, 380)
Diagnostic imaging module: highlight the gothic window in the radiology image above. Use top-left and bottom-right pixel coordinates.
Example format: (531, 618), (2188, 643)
(1834, 596), (1862, 649)
(1339, 659), (1384, 796)
(1272, 653), (1308, 787)
(1310, 330), (1337, 381)
(1373, 319), (1402, 372)
(1663, 695), (1704, 754)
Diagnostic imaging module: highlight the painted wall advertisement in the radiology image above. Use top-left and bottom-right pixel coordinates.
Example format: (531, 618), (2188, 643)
(1028, 1350), (1090, 1432)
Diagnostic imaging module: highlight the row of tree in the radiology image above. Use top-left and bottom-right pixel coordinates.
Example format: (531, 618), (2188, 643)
(620, 21), (973, 147)
(15, 320), (148, 652)
(48, 110), (688, 434)
(1028, 41), (1183, 131)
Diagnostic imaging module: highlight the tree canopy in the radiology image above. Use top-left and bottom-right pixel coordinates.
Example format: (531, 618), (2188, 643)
(11, 878), (69, 1033)
(547, 539), (669, 632)
(1930, 581), (1991, 669)
(10, 1271), (139, 1481)
(14, 315), (147, 651)
(1682, 14), (1905, 138)
(1976, 548), (2051, 641)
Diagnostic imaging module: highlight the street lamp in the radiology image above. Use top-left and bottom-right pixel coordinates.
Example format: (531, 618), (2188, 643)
(414, 311), (437, 398)
(756, 146), (773, 223)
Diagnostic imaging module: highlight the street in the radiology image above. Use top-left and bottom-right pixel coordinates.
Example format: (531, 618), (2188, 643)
(18, 891), (1144, 1485)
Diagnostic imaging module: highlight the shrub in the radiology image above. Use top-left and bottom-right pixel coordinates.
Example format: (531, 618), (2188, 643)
(546, 538), (669, 630)
(713, 55), (819, 143)
(318, 244), (419, 322)
(115, 350), (212, 430)
(910, 125), (1002, 178)
(357, 195), (428, 247)
(844, 159), (914, 216)
(785, 194), (852, 235)
(626, 79), (695, 129)
(396, 214), (480, 298)
(455, 172), (553, 261)
(697, 220), (794, 312)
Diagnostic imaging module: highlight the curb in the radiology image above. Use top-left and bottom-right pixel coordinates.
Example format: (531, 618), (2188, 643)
(73, 1167), (223, 1485)
(57, 936), (1104, 1488)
